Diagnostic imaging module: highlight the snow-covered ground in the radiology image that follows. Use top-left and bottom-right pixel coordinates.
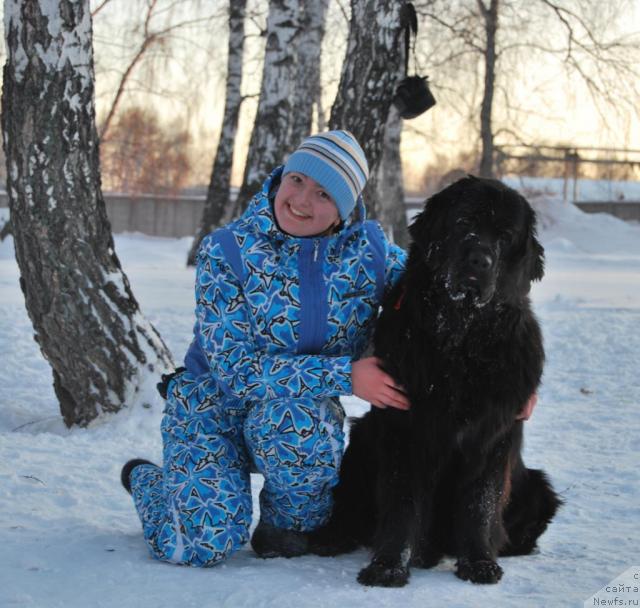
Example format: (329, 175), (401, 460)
(502, 175), (640, 203)
(1, 198), (639, 608)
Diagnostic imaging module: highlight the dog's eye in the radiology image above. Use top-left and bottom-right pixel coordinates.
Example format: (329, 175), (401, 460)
(498, 231), (513, 246)
(456, 218), (473, 230)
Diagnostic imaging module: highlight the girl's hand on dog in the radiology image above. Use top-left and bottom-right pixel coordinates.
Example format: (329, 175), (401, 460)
(352, 357), (410, 410)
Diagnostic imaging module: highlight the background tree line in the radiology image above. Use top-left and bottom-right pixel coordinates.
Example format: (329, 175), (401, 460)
(87, 0), (639, 194)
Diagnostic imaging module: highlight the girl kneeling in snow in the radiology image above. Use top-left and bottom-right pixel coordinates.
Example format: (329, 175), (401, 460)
(121, 130), (409, 566)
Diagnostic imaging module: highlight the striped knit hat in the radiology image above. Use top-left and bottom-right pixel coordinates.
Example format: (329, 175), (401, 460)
(282, 130), (369, 220)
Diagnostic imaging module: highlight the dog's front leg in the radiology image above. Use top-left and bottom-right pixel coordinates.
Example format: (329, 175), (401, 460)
(453, 436), (511, 584)
(357, 417), (416, 588)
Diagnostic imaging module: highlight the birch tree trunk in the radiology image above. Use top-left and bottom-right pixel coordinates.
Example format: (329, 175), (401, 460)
(187, 0), (246, 266)
(376, 105), (408, 248)
(329, 0), (407, 220)
(234, 0), (303, 212)
(478, 0), (499, 178)
(287, 0), (329, 151)
(2, 0), (173, 427)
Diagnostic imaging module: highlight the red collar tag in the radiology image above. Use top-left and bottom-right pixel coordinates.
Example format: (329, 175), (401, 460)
(394, 287), (406, 311)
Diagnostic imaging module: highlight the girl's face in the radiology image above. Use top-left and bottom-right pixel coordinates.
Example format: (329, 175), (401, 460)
(273, 172), (341, 237)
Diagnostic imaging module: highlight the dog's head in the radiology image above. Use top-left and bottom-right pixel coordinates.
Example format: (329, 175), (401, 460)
(409, 176), (544, 307)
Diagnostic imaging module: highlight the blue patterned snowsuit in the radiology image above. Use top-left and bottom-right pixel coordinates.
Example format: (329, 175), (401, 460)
(129, 167), (406, 566)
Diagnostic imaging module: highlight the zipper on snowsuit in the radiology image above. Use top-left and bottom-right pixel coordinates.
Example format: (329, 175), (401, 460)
(298, 238), (328, 355)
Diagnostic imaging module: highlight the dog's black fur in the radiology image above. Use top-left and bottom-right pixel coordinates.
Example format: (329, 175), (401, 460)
(309, 176), (562, 586)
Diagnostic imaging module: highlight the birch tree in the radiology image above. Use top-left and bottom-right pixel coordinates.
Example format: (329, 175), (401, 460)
(287, 0), (330, 151)
(377, 105), (409, 248)
(234, 0), (303, 210)
(187, 0), (247, 266)
(329, 0), (408, 219)
(477, 0), (498, 178)
(2, 0), (173, 427)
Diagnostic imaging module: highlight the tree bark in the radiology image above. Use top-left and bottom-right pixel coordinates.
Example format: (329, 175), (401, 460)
(234, 0), (303, 213)
(329, 0), (407, 220)
(376, 105), (409, 248)
(478, 0), (499, 178)
(287, 0), (329, 150)
(187, 0), (246, 266)
(2, 0), (173, 427)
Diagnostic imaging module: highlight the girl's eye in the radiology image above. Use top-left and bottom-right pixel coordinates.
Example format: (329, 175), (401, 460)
(319, 191), (331, 200)
(290, 174), (302, 183)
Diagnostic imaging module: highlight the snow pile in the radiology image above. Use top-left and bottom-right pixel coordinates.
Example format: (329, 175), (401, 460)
(503, 175), (640, 203)
(528, 194), (640, 254)
(525, 195), (640, 309)
(1, 198), (639, 607)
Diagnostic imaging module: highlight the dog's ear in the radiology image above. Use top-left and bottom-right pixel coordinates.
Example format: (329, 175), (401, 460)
(408, 189), (449, 253)
(530, 235), (545, 281)
(525, 203), (545, 282)
(408, 206), (431, 245)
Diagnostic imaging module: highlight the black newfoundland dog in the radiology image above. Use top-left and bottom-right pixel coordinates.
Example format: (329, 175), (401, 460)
(309, 176), (561, 586)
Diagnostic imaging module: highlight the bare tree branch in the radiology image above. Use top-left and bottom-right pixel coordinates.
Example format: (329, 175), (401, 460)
(98, 1), (220, 141)
(91, 0), (114, 18)
(413, 0), (639, 179)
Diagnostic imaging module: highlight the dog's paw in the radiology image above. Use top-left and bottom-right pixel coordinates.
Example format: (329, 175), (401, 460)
(357, 559), (410, 587)
(455, 558), (503, 584)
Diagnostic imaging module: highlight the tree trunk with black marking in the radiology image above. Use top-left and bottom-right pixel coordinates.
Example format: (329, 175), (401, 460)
(377, 105), (409, 248)
(234, 0), (303, 211)
(478, 0), (499, 178)
(287, 0), (329, 151)
(187, 0), (247, 266)
(2, 0), (173, 427)
(329, 0), (407, 220)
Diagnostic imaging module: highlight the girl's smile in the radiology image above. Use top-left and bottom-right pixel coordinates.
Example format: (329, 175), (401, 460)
(274, 172), (341, 237)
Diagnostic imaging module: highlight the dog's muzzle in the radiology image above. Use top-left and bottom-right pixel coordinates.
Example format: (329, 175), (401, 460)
(447, 245), (497, 307)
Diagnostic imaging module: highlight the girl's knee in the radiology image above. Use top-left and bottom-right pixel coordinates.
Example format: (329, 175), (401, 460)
(131, 437), (253, 567)
(142, 497), (251, 567)
(148, 528), (248, 567)
(244, 398), (345, 476)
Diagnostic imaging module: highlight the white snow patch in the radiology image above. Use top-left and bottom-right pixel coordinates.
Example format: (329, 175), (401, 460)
(503, 175), (640, 203)
(10, 160), (19, 181)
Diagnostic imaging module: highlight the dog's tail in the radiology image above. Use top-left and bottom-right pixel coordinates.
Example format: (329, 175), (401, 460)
(500, 467), (562, 556)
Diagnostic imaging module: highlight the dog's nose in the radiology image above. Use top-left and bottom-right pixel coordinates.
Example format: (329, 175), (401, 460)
(467, 248), (493, 271)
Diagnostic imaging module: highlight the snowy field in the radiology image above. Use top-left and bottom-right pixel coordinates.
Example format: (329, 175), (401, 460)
(501, 175), (640, 203)
(0, 197), (639, 608)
